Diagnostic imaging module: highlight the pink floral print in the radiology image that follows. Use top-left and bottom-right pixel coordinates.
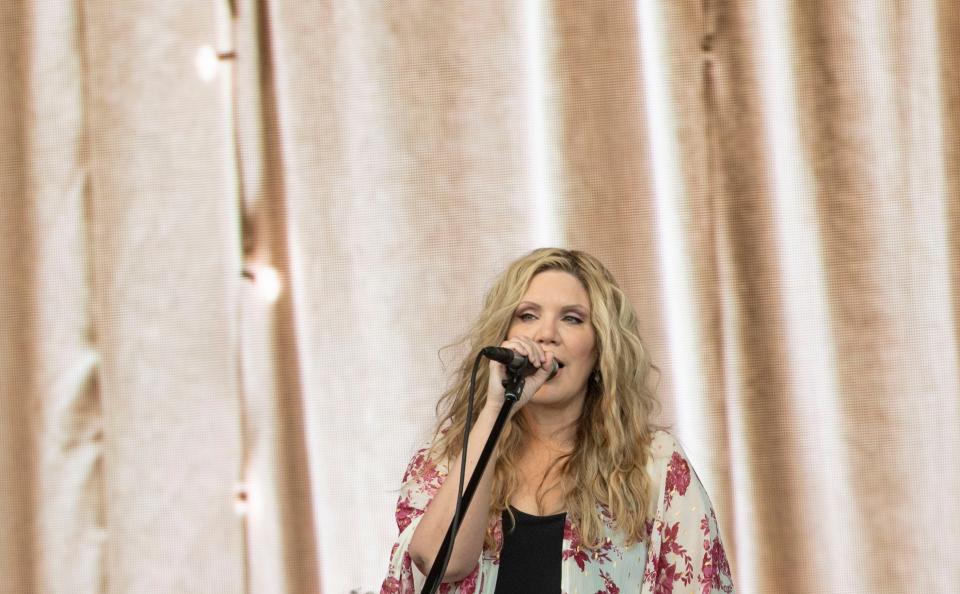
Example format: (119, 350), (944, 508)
(664, 451), (691, 507)
(380, 432), (735, 593)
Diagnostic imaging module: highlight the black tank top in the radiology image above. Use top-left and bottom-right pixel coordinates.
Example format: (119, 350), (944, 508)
(493, 506), (566, 594)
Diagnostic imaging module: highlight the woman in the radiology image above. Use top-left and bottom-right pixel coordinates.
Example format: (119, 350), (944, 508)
(381, 248), (734, 593)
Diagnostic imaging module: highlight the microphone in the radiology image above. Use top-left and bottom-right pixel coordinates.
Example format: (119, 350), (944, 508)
(480, 347), (559, 380)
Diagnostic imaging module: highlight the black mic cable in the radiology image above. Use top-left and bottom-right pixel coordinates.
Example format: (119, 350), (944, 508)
(427, 347), (557, 590)
(429, 351), (483, 590)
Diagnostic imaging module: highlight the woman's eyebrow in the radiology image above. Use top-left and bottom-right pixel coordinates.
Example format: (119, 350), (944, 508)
(516, 301), (589, 313)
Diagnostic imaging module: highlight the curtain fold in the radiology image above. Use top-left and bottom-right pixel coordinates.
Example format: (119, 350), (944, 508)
(85, 1), (245, 590)
(260, 4), (544, 588)
(0, 1), (102, 593)
(1, 3), (45, 590)
(233, 0), (322, 591)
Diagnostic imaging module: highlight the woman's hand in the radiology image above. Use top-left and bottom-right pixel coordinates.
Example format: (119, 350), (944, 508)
(485, 336), (556, 413)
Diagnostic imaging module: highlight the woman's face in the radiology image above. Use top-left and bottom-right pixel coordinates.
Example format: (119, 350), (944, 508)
(506, 270), (597, 410)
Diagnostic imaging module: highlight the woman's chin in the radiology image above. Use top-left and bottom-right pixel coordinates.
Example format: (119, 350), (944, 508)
(528, 384), (586, 410)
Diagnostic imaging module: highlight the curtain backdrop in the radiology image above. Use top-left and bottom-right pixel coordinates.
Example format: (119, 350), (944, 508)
(2, 1), (958, 593)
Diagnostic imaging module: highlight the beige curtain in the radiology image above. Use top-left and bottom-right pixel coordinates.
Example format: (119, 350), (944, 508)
(2, 1), (958, 593)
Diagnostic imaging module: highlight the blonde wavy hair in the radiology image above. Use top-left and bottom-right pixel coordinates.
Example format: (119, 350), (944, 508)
(432, 248), (660, 549)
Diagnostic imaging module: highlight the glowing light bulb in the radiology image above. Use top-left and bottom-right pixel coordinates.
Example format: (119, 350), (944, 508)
(195, 45), (220, 82)
(244, 263), (283, 303)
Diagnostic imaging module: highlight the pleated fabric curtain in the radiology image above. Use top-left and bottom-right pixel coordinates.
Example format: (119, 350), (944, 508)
(1, 1), (958, 594)
(0, 1), (245, 593)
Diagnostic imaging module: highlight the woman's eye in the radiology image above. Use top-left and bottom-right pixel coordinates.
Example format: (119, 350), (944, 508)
(564, 315), (584, 324)
(517, 312), (537, 321)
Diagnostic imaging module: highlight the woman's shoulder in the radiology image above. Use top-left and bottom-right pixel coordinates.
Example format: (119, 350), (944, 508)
(401, 433), (451, 481)
(647, 428), (685, 461)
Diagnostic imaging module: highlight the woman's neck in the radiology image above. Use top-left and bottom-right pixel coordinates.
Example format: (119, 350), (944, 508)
(512, 408), (579, 515)
(519, 403), (582, 451)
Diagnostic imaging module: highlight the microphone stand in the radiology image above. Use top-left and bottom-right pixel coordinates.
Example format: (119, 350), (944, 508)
(419, 371), (525, 594)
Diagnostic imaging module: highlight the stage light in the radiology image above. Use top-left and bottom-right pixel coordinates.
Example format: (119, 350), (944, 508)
(244, 262), (283, 303)
(195, 44), (220, 82)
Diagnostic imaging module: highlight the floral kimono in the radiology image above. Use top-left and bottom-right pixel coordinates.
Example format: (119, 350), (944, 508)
(381, 430), (734, 594)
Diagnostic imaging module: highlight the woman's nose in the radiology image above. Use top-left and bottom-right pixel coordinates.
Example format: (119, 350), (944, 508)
(534, 317), (558, 343)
